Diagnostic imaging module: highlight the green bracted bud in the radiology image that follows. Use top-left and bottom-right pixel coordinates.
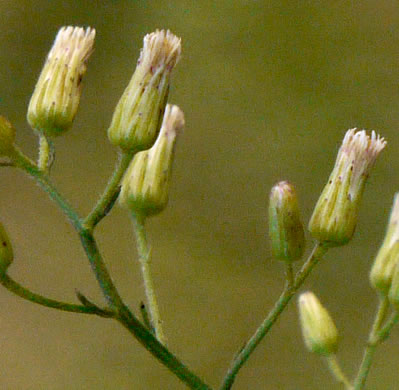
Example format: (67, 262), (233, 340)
(268, 181), (305, 262)
(119, 104), (185, 217)
(0, 222), (13, 273)
(309, 129), (386, 247)
(27, 26), (95, 137)
(0, 116), (16, 156)
(108, 30), (181, 152)
(370, 193), (399, 295)
(298, 291), (338, 357)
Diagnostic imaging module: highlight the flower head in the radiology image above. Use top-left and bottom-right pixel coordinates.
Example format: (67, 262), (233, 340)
(309, 129), (386, 246)
(27, 26), (95, 136)
(370, 193), (399, 294)
(108, 30), (181, 152)
(298, 291), (338, 356)
(119, 104), (184, 216)
(269, 181), (305, 262)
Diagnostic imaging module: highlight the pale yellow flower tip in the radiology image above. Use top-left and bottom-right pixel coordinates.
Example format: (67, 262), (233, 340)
(140, 29), (181, 74)
(27, 26), (95, 137)
(309, 129), (386, 246)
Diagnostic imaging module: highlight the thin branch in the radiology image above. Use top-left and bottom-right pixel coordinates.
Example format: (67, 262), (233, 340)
(83, 151), (134, 230)
(325, 356), (353, 390)
(219, 243), (327, 390)
(353, 297), (390, 390)
(131, 212), (166, 344)
(0, 273), (114, 317)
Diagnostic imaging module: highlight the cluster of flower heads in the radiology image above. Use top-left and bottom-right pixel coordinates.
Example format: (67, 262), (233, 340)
(0, 26), (185, 272)
(0, 25), (396, 363)
(268, 127), (389, 358)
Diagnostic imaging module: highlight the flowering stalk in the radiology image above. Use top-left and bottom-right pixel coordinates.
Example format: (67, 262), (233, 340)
(120, 104), (184, 344)
(131, 213), (166, 344)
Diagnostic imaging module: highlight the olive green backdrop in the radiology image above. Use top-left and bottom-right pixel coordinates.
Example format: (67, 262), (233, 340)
(0, 0), (398, 389)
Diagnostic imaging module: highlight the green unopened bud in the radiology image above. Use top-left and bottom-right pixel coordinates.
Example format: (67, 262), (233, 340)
(108, 30), (181, 152)
(370, 194), (399, 294)
(0, 116), (16, 156)
(0, 222), (13, 273)
(27, 26), (95, 136)
(298, 291), (338, 356)
(269, 181), (305, 262)
(119, 104), (184, 216)
(309, 129), (386, 247)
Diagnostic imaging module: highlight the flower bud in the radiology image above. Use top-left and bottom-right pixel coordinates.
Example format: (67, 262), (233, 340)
(119, 104), (184, 216)
(108, 30), (181, 152)
(298, 291), (338, 356)
(370, 194), (399, 295)
(27, 26), (95, 136)
(0, 222), (13, 273)
(0, 116), (16, 156)
(309, 129), (386, 246)
(269, 181), (305, 262)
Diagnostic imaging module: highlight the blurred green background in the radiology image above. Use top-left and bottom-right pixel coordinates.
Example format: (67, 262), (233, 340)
(1, 0), (398, 389)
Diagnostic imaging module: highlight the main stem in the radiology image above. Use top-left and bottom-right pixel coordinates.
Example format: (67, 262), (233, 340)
(220, 243), (327, 390)
(131, 213), (166, 344)
(353, 297), (390, 390)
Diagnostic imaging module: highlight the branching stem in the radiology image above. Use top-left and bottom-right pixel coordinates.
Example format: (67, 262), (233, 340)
(12, 147), (211, 390)
(219, 243), (328, 390)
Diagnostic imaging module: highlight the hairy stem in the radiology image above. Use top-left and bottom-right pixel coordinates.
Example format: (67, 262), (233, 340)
(220, 243), (327, 390)
(131, 213), (166, 344)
